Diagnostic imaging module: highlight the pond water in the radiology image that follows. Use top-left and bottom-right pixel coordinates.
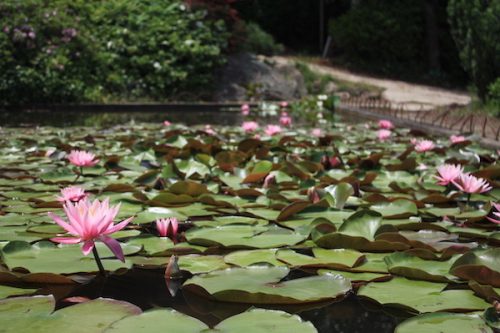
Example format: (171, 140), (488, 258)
(0, 108), (497, 332)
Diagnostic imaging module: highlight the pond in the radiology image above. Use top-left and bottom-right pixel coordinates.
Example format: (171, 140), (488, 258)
(0, 106), (498, 332)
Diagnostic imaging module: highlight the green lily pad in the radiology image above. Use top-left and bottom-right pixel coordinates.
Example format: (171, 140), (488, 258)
(186, 225), (306, 249)
(0, 295), (141, 332)
(224, 249), (283, 267)
(106, 308), (317, 333)
(358, 277), (490, 313)
(450, 248), (500, 287)
(1, 241), (140, 275)
(183, 266), (351, 304)
(276, 248), (365, 269)
(395, 312), (492, 333)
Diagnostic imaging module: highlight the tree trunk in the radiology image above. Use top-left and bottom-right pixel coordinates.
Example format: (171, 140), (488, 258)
(424, 0), (441, 72)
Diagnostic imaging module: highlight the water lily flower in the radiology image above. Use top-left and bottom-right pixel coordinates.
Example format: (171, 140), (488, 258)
(378, 120), (394, 129)
(414, 140), (435, 153)
(452, 173), (492, 194)
(204, 125), (216, 135)
(377, 129), (392, 141)
(156, 217), (179, 239)
(265, 124), (282, 136)
(279, 113), (292, 126)
(280, 101), (288, 108)
(312, 128), (322, 137)
(450, 135), (466, 144)
(49, 198), (133, 262)
(435, 164), (464, 186)
(57, 186), (87, 203)
(263, 174), (276, 188)
(307, 187), (321, 204)
(487, 202), (500, 224)
(241, 104), (250, 116)
(321, 155), (341, 169)
(242, 121), (259, 133)
(67, 150), (99, 167)
(163, 120), (171, 126)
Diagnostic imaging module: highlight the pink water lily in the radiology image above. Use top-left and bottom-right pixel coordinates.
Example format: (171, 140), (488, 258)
(377, 129), (392, 141)
(57, 186), (87, 203)
(156, 217), (179, 239)
(452, 173), (492, 194)
(242, 121), (259, 133)
(450, 135), (466, 144)
(435, 164), (464, 186)
(414, 140), (435, 153)
(280, 101), (288, 108)
(241, 104), (250, 116)
(487, 202), (500, 224)
(378, 120), (394, 129)
(49, 198), (133, 262)
(67, 150), (99, 167)
(279, 113), (292, 126)
(204, 125), (216, 135)
(312, 128), (322, 137)
(263, 173), (276, 188)
(265, 124), (282, 136)
(163, 120), (171, 126)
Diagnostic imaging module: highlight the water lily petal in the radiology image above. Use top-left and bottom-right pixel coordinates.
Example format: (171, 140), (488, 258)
(82, 240), (95, 256)
(100, 235), (125, 262)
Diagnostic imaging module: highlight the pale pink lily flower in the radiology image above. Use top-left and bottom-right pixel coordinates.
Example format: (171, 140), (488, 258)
(57, 186), (87, 203)
(204, 125), (216, 135)
(45, 148), (56, 157)
(280, 101), (288, 108)
(414, 140), (435, 153)
(279, 113), (292, 126)
(263, 174), (276, 188)
(156, 217), (179, 239)
(312, 128), (322, 137)
(377, 129), (392, 141)
(163, 120), (171, 126)
(417, 163), (428, 171)
(435, 164), (464, 186)
(410, 138), (418, 145)
(48, 198), (133, 262)
(265, 124), (282, 136)
(241, 104), (250, 116)
(487, 202), (500, 224)
(242, 121), (259, 133)
(452, 173), (492, 194)
(378, 119), (394, 129)
(450, 135), (466, 144)
(67, 150), (99, 167)
(307, 187), (321, 204)
(321, 155), (341, 169)
(253, 134), (261, 140)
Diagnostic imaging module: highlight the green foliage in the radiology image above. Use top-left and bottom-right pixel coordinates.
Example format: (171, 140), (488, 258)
(0, 0), (229, 105)
(241, 22), (283, 56)
(448, 0), (500, 102)
(329, 0), (426, 76)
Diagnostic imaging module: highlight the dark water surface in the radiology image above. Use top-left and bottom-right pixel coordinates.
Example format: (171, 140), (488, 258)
(0, 110), (242, 127)
(35, 269), (406, 333)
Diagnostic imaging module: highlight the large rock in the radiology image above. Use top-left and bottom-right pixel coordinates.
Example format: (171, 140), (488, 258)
(214, 53), (307, 101)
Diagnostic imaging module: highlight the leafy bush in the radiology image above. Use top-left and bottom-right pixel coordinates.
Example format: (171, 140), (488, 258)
(448, 0), (500, 102)
(0, 0), (229, 105)
(241, 22), (283, 56)
(329, 0), (426, 76)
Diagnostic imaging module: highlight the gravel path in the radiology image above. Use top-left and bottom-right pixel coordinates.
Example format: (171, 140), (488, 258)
(274, 56), (472, 107)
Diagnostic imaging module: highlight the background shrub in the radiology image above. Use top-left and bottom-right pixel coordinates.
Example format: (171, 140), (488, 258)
(240, 22), (283, 56)
(0, 0), (229, 105)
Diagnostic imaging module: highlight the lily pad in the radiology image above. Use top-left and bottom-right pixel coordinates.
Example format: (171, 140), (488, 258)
(183, 266), (351, 304)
